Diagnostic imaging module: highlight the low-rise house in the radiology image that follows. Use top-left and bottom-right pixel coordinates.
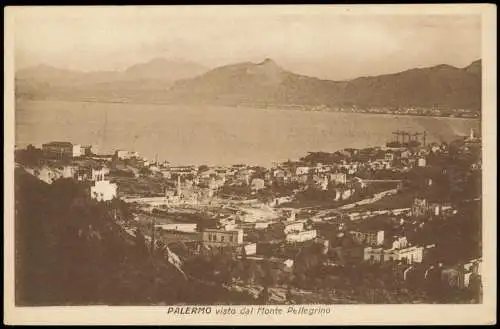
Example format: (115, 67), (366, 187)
(286, 229), (317, 243)
(202, 228), (244, 247)
(364, 244), (435, 264)
(417, 157), (427, 167)
(242, 243), (257, 256)
(400, 150), (412, 159)
(330, 172), (347, 185)
(250, 178), (265, 192)
(296, 166), (310, 176)
(349, 230), (385, 246)
(385, 153), (395, 162)
(90, 180), (117, 202)
(77, 165), (110, 182)
(115, 150), (139, 160)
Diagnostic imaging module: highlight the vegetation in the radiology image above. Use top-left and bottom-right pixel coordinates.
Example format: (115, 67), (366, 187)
(14, 169), (249, 305)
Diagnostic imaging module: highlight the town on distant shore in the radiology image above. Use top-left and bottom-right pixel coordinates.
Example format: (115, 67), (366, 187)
(15, 58), (481, 119)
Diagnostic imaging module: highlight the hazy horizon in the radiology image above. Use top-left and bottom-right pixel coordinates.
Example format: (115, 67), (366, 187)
(13, 6), (481, 81)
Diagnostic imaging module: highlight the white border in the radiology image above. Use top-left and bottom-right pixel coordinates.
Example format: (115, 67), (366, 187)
(4, 4), (497, 325)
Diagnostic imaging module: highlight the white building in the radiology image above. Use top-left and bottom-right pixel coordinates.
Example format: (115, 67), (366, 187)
(283, 221), (304, 234)
(242, 243), (257, 256)
(330, 172), (347, 185)
(90, 180), (117, 202)
(286, 229), (317, 243)
(417, 157), (427, 167)
(42, 141), (82, 159)
(115, 150), (139, 160)
(296, 166), (310, 176)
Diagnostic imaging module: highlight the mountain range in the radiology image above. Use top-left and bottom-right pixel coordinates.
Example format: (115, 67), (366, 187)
(15, 58), (208, 101)
(15, 57), (481, 110)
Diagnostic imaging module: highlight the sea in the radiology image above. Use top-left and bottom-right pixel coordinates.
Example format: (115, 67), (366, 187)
(14, 100), (481, 167)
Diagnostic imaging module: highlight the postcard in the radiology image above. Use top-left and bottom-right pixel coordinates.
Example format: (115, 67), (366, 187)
(4, 4), (496, 325)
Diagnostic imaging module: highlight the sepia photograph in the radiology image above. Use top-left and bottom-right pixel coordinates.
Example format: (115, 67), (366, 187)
(4, 4), (496, 325)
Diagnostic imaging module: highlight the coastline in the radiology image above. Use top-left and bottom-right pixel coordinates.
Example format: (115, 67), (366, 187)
(15, 97), (481, 121)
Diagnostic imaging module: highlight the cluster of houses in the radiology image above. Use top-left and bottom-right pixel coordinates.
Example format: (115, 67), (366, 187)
(24, 141), (118, 202)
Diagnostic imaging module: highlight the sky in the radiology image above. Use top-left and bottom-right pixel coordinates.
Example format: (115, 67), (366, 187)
(12, 6), (482, 80)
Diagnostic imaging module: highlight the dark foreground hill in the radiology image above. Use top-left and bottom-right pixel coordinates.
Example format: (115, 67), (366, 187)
(14, 168), (252, 306)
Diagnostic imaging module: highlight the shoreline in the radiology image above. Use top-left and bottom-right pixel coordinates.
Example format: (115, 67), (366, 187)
(15, 98), (481, 121)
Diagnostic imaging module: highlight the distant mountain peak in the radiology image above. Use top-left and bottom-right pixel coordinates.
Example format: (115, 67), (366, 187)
(260, 58), (277, 65)
(432, 64), (458, 70)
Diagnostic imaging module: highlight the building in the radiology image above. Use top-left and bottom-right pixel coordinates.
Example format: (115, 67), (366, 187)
(250, 178), (265, 192)
(90, 180), (117, 202)
(390, 236), (409, 250)
(241, 243), (257, 256)
(286, 229), (317, 243)
(115, 150), (139, 160)
(396, 245), (429, 264)
(255, 221), (273, 230)
(330, 172), (347, 185)
(350, 230), (385, 246)
(76, 165), (110, 182)
(417, 157), (427, 167)
(42, 141), (82, 159)
(283, 221), (304, 234)
(296, 166), (310, 176)
(202, 229), (244, 247)
(364, 244), (434, 264)
(412, 197), (430, 217)
(363, 247), (397, 262)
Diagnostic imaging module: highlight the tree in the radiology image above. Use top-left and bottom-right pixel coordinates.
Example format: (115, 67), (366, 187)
(198, 165), (209, 173)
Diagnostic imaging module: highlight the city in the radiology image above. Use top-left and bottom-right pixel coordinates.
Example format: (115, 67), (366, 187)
(14, 127), (482, 305)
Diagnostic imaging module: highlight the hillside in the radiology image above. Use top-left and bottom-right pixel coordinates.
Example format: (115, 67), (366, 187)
(14, 168), (252, 305)
(15, 58), (481, 111)
(170, 59), (481, 110)
(15, 58), (208, 102)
